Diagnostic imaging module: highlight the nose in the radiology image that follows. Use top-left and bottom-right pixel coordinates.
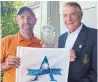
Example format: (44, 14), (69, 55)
(24, 18), (29, 24)
(67, 15), (72, 21)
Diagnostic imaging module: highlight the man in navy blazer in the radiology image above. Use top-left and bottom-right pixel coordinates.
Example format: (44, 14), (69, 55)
(58, 2), (97, 82)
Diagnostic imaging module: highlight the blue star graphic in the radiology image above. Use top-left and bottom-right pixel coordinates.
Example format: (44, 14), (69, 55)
(27, 56), (62, 81)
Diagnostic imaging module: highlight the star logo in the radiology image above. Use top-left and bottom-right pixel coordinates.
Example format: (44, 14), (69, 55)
(27, 56), (62, 81)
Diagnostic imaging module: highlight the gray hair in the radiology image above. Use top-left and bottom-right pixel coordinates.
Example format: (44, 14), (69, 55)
(63, 2), (83, 15)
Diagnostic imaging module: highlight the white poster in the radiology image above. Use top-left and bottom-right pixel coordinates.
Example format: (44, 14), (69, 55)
(16, 46), (70, 82)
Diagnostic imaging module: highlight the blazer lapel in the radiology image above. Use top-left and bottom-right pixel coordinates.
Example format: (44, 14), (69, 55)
(62, 32), (68, 48)
(72, 25), (87, 53)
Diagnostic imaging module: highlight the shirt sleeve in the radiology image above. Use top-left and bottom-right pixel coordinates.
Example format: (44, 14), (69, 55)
(0, 37), (8, 62)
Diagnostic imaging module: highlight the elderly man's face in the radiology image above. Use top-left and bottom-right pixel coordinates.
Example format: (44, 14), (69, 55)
(63, 5), (82, 32)
(16, 11), (36, 33)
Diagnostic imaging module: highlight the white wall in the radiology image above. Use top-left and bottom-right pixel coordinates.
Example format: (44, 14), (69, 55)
(82, 7), (97, 29)
(78, 1), (97, 29)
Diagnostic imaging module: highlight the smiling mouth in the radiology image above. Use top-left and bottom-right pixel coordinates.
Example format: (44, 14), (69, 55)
(22, 24), (33, 28)
(24, 25), (30, 26)
(67, 23), (73, 25)
(67, 23), (74, 25)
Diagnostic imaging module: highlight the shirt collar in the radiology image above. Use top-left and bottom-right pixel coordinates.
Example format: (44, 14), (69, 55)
(67, 23), (83, 35)
(17, 32), (25, 42)
(17, 32), (38, 43)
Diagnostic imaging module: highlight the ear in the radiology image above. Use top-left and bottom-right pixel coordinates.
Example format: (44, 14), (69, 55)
(33, 17), (37, 25)
(15, 17), (19, 24)
(79, 12), (83, 20)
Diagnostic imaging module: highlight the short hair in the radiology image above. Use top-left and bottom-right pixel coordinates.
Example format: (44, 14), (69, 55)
(17, 6), (35, 16)
(64, 2), (82, 13)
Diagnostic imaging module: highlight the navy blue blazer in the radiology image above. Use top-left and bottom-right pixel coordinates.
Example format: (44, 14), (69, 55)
(58, 24), (97, 82)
